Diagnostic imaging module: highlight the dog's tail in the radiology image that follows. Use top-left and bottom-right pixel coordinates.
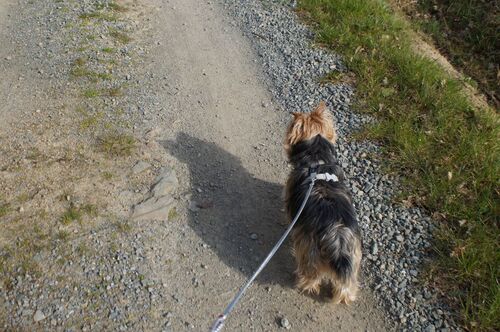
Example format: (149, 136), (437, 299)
(320, 223), (362, 304)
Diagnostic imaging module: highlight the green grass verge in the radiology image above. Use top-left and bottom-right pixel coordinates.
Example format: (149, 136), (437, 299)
(298, 0), (499, 330)
(414, 0), (499, 107)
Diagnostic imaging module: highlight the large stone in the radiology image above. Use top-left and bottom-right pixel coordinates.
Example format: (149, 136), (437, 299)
(33, 310), (45, 322)
(152, 168), (178, 197)
(132, 195), (175, 221)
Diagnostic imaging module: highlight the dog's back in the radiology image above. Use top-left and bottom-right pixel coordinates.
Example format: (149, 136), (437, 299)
(286, 135), (361, 303)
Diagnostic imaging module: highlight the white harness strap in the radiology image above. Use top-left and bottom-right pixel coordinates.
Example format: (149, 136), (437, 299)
(314, 172), (339, 183)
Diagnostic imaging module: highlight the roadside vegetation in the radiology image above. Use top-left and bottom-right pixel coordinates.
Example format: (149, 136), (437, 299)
(298, 0), (499, 330)
(398, 0), (498, 108)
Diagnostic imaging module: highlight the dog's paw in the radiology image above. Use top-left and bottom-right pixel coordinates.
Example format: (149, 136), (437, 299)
(296, 277), (320, 295)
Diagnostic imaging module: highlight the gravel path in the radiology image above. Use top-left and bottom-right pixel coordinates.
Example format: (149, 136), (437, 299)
(0, 0), (460, 331)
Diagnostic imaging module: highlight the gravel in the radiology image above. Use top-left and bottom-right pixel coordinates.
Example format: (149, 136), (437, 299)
(220, 0), (460, 331)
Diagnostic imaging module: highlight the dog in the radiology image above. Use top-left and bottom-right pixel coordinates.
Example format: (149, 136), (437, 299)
(284, 102), (362, 304)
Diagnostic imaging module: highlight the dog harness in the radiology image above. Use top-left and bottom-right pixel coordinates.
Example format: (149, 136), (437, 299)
(308, 161), (339, 183)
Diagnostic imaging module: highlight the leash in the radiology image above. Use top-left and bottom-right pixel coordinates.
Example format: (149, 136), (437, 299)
(210, 169), (339, 332)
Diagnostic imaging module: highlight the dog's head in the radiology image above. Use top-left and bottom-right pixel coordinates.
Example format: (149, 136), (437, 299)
(284, 102), (336, 156)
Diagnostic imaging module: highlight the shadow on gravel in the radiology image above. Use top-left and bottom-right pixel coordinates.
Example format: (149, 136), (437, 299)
(163, 132), (295, 288)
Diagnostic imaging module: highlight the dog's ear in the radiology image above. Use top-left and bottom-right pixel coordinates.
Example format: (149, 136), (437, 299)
(312, 101), (327, 116)
(292, 112), (301, 119)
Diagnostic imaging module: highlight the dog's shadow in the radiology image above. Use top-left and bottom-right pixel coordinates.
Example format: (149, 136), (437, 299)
(162, 133), (295, 287)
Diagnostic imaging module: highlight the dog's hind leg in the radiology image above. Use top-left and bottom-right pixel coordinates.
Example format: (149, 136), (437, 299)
(293, 235), (322, 295)
(331, 274), (359, 304)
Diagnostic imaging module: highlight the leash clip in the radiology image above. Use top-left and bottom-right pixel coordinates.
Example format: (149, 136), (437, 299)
(308, 165), (319, 178)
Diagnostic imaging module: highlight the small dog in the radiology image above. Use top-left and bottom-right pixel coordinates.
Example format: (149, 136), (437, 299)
(284, 102), (362, 304)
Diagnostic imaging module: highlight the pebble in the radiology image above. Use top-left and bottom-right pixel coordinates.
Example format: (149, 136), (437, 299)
(188, 201), (200, 212)
(33, 310), (45, 322)
(279, 317), (291, 329)
(250, 233), (258, 240)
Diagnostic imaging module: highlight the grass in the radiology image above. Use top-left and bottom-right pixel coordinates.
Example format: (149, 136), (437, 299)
(107, 87), (122, 97)
(60, 203), (98, 225)
(80, 115), (101, 130)
(408, 0), (499, 107)
(16, 193), (30, 203)
(109, 29), (132, 44)
(0, 203), (10, 218)
(114, 220), (132, 233)
(98, 132), (136, 157)
(319, 70), (356, 85)
(70, 66), (112, 81)
(83, 88), (100, 98)
(79, 11), (117, 22)
(56, 230), (70, 241)
(298, 0), (499, 330)
(102, 47), (116, 53)
(109, 2), (128, 12)
(81, 203), (98, 218)
(74, 57), (87, 66)
(61, 206), (83, 225)
(168, 207), (178, 221)
(102, 171), (114, 180)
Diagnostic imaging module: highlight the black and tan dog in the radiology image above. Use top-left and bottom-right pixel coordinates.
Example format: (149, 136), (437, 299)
(284, 102), (362, 304)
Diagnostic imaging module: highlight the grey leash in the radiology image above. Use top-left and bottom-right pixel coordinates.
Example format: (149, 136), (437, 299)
(210, 171), (338, 332)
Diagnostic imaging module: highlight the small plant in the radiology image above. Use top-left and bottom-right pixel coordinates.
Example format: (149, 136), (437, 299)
(168, 207), (178, 221)
(0, 203), (10, 218)
(107, 87), (122, 97)
(61, 206), (82, 225)
(109, 2), (128, 12)
(76, 243), (90, 255)
(56, 230), (70, 241)
(83, 88), (100, 98)
(74, 57), (87, 66)
(79, 11), (117, 22)
(319, 71), (356, 85)
(102, 47), (115, 53)
(81, 204), (98, 218)
(96, 72), (112, 80)
(80, 115), (99, 130)
(115, 220), (132, 233)
(98, 133), (136, 157)
(109, 29), (132, 44)
(16, 193), (30, 203)
(70, 66), (92, 78)
(102, 171), (114, 180)
(70, 66), (112, 81)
